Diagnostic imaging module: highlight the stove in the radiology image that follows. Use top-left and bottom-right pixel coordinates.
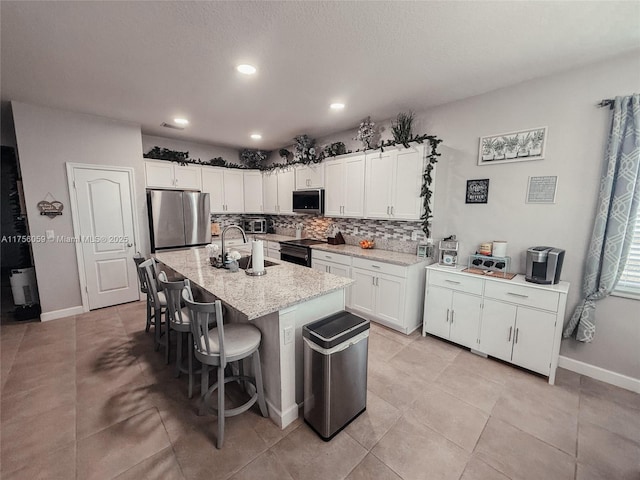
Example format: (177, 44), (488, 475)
(279, 238), (326, 266)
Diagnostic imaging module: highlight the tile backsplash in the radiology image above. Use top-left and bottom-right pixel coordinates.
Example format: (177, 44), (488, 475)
(211, 214), (424, 254)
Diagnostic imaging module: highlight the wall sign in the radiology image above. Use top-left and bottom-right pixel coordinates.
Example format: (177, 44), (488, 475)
(478, 126), (547, 166)
(466, 179), (490, 204)
(37, 193), (64, 218)
(526, 176), (558, 204)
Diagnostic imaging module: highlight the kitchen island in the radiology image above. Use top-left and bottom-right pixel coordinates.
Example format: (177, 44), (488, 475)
(155, 247), (354, 428)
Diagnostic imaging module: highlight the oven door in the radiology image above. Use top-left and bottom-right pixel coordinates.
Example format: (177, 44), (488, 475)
(280, 245), (310, 266)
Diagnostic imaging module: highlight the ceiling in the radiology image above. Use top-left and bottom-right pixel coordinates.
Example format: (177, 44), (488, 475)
(2, 1), (639, 150)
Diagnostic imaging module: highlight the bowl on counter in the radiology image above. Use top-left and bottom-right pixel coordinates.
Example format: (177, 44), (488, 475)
(359, 240), (375, 249)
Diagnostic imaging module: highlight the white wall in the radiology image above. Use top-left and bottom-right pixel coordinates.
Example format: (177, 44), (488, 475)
(12, 102), (146, 316)
(142, 134), (239, 164)
(311, 52), (640, 379)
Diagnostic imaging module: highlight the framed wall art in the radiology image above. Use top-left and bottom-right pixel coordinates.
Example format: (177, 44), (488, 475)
(478, 126), (547, 166)
(466, 179), (490, 204)
(526, 175), (558, 204)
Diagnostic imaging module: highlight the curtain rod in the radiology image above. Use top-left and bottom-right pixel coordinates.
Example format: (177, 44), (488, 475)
(597, 99), (614, 109)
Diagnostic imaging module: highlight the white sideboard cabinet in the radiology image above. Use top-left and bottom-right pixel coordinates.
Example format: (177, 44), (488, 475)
(423, 265), (569, 384)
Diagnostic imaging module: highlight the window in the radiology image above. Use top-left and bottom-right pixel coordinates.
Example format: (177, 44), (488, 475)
(614, 208), (640, 299)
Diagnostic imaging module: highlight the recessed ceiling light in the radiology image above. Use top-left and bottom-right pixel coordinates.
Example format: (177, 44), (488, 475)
(173, 118), (189, 125)
(237, 64), (257, 75)
(330, 103), (345, 110)
(250, 133), (262, 140)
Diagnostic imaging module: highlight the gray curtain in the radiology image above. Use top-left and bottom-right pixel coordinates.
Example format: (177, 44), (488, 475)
(564, 94), (640, 342)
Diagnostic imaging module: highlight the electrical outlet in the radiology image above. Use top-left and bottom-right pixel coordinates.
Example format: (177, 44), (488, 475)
(284, 327), (293, 345)
(352, 227), (358, 236)
(46, 230), (55, 241)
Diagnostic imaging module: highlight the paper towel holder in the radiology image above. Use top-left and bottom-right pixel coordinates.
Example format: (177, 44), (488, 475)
(244, 255), (268, 276)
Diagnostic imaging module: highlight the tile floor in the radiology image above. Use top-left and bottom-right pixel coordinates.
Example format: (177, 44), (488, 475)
(1, 301), (639, 479)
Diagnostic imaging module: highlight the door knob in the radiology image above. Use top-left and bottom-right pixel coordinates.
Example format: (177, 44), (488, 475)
(127, 243), (133, 248)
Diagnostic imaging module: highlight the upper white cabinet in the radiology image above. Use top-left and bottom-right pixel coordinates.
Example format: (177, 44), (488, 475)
(324, 154), (365, 217)
(145, 160), (202, 190)
(201, 167), (244, 213)
(295, 164), (325, 190)
(243, 170), (264, 213)
(263, 169), (295, 214)
(422, 265), (569, 384)
(364, 145), (425, 220)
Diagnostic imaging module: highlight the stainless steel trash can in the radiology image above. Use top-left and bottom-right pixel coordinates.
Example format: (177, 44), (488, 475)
(303, 311), (370, 440)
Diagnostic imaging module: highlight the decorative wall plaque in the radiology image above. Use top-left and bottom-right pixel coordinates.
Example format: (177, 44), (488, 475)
(38, 193), (64, 218)
(466, 179), (490, 204)
(526, 175), (558, 203)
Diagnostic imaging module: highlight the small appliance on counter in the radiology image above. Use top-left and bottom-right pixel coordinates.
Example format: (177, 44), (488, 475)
(243, 217), (267, 234)
(468, 254), (511, 277)
(438, 235), (459, 267)
(525, 246), (565, 284)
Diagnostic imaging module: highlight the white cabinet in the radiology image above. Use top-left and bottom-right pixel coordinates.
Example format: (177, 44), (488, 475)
(423, 285), (482, 350)
(263, 170), (295, 215)
(349, 256), (428, 334)
(295, 164), (324, 190)
(364, 145), (424, 220)
(243, 171), (263, 213)
(423, 265), (569, 384)
(311, 251), (352, 305)
(145, 160), (202, 190)
(265, 241), (281, 260)
(480, 287), (558, 377)
(201, 168), (244, 213)
(324, 154), (365, 217)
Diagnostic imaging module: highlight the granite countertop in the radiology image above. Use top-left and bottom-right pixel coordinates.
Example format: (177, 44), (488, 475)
(155, 248), (353, 320)
(310, 243), (428, 266)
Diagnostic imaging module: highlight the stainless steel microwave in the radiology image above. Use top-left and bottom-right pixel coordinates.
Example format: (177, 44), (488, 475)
(243, 217), (267, 234)
(293, 189), (324, 214)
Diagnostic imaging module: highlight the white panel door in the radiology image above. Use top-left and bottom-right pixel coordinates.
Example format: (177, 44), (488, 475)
(223, 170), (245, 213)
(201, 168), (225, 213)
(343, 155), (365, 217)
(277, 169), (295, 215)
(375, 273), (405, 328)
(512, 307), (556, 375)
(263, 173), (278, 214)
(145, 160), (174, 188)
(479, 299), (516, 362)
(243, 171), (263, 213)
(324, 159), (344, 216)
(424, 285), (452, 340)
(449, 292), (482, 349)
(392, 148), (424, 220)
(312, 258), (331, 273)
(350, 268), (376, 315)
(365, 151), (393, 219)
(72, 167), (138, 310)
(174, 165), (201, 190)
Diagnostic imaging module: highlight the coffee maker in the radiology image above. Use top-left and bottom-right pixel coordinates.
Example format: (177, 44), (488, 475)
(525, 247), (565, 284)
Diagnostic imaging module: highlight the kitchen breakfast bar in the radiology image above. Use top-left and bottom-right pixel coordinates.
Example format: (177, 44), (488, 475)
(155, 247), (354, 428)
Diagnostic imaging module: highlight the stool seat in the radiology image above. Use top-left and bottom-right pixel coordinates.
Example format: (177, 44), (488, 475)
(169, 307), (191, 332)
(197, 324), (261, 361)
(157, 291), (167, 306)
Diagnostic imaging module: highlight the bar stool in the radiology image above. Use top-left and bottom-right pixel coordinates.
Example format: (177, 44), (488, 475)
(157, 272), (198, 398)
(139, 259), (168, 358)
(133, 253), (153, 332)
(182, 289), (268, 449)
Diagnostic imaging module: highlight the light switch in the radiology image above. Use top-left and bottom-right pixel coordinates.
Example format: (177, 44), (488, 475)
(46, 230), (55, 241)
(284, 327), (293, 345)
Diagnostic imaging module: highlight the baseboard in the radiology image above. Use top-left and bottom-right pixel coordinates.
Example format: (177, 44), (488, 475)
(40, 305), (85, 322)
(558, 355), (640, 394)
(265, 398), (300, 429)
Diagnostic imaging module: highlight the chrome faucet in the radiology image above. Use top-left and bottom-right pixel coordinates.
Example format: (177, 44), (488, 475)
(220, 225), (248, 268)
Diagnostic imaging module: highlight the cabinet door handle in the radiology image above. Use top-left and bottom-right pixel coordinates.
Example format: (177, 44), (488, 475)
(376, 277), (379, 286)
(371, 265), (381, 269)
(390, 206), (394, 215)
(386, 206), (390, 214)
(507, 292), (528, 298)
(445, 279), (461, 285)
(450, 310), (454, 324)
(326, 266), (329, 273)
(515, 328), (519, 344)
(325, 255), (332, 259)
(446, 308), (450, 323)
(372, 276), (376, 286)
(508, 326), (512, 342)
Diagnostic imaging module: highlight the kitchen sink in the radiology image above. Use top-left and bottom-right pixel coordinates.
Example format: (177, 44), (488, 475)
(237, 256), (279, 270)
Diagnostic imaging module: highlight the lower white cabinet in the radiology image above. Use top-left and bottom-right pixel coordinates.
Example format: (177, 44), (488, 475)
(423, 286), (482, 350)
(348, 256), (429, 334)
(265, 241), (281, 260)
(311, 251), (352, 305)
(423, 265), (569, 384)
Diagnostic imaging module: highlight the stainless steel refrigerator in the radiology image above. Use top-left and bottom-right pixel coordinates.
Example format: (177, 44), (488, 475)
(147, 190), (211, 252)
